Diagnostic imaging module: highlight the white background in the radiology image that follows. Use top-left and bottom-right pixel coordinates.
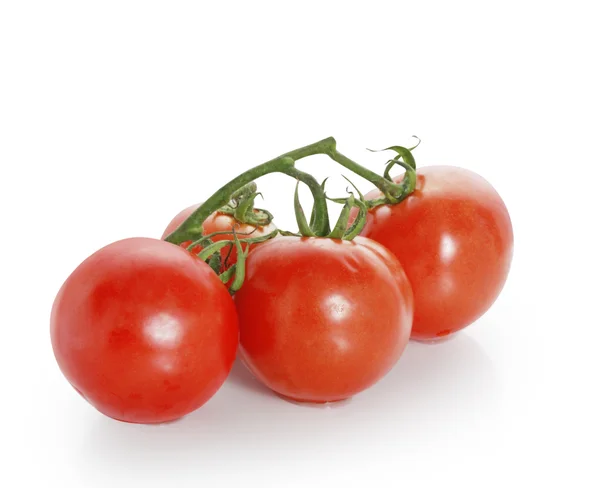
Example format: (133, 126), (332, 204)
(1, 1), (598, 486)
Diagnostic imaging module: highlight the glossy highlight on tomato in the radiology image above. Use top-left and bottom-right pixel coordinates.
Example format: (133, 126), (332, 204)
(353, 166), (513, 341)
(162, 203), (277, 269)
(234, 235), (413, 403)
(50, 237), (238, 424)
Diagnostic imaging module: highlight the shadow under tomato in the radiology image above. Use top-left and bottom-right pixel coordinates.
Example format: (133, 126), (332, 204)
(75, 325), (498, 478)
(367, 330), (498, 416)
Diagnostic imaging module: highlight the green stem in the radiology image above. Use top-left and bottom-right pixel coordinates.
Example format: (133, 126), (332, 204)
(344, 198), (367, 240)
(165, 157), (293, 244)
(326, 145), (403, 197)
(230, 182), (258, 202)
(186, 228), (260, 252)
(328, 193), (354, 239)
(194, 229), (278, 261)
(164, 136), (415, 245)
(218, 264), (237, 285)
(326, 142), (418, 207)
(229, 230), (246, 293)
(220, 203), (274, 227)
(293, 181), (316, 237)
(165, 138), (335, 245)
(233, 192), (260, 222)
(309, 177), (329, 229)
(284, 167), (329, 236)
(369, 160), (417, 208)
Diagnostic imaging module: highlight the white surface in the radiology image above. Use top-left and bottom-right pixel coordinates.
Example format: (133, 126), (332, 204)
(1, 1), (598, 486)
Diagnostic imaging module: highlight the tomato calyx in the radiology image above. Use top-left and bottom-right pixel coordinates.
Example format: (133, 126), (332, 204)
(363, 141), (420, 207)
(323, 176), (368, 240)
(191, 228), (279, 261)
(280, 175), (368, 241)
(190, 227), (279, 294)
(162, 136), (422, 291)
(163, 136), (421, 247)
(324, 139), (417, 208)
(217, 182), (274, 227)
(163, 143), (334, 245)
(366, 157), (417, 207)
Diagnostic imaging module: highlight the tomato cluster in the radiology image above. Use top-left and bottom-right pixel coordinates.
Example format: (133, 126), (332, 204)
(50, 138), (512, 423)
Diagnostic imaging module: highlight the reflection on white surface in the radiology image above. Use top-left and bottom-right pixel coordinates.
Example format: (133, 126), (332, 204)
(78, 333), (498, 481)
(144, 313), (182, 348)
(440, 233), (457, 264)
(324, 294), (352, 322)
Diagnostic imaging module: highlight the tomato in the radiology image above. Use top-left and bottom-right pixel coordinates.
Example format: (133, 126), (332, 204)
(50, 237), (238, 424)
(353, 166), (513, 341)
(234, 236), (413, 403)
(161, 203), (277, 270)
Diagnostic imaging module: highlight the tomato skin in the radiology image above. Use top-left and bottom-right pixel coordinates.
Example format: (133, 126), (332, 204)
(354, 166), (513, 341)
(234, 236), (413, 403)
(50, 237), (238, 424)
(161, 203), (277, 268)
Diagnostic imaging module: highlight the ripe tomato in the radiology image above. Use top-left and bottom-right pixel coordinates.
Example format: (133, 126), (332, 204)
(234, 236), (413, 403)
(50, 237), (238, 424)
(353, 166), (513, 341)
(161, 203), (277, 269)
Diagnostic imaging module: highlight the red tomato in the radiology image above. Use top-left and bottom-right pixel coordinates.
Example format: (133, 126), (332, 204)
(50, 237), (238, 424)
(353, 166), (513, 341)
(161, 203), (277, 269)
(234, 236), (413, 403)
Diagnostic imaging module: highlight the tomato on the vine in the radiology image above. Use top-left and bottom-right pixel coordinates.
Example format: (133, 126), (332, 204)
(352, 165), (513, 341)
(50, 237), (238, 424)
(234, 235), (413, 403)
(162, 203), (277, 270)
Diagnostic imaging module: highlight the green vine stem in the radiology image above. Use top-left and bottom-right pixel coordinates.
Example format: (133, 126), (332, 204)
(293, 181), (315, 237)
(228, 230), (247, 293)
(185, 228), (262, 252)
(365, 158), (417, 208)
(164, 138), (335, 245)
(328, 193), (355, 239)
(193, 229), (279, 261)
(325, 143), (417, 206)
(218, 264), (237, 285)
(218, 182), (274, 226)
(164, 137), (418, 246)
(338, 175), (368, 240)
(309, 177), (329, 229)
(325, 176), (369, 240)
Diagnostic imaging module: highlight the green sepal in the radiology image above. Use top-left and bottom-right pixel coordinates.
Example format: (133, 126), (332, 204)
(294, 180), (316, 237)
